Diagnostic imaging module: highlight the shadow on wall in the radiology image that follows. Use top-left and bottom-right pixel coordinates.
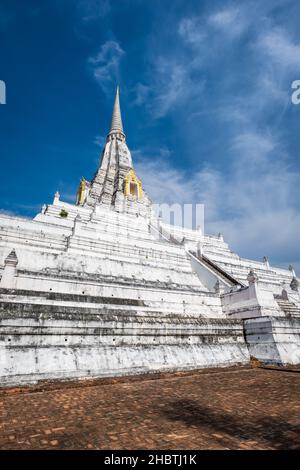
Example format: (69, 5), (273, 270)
(161, 399), (300, 450)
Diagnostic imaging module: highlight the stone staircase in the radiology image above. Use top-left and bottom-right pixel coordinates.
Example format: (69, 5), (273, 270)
(276, 299), (300, 318)
(198, 254), (243, 287)
(200, 236), (293, 291)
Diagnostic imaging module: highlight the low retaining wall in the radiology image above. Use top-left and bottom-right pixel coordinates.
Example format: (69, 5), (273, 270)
(245, 316), (300, 365)
(0, 310), (249, 386)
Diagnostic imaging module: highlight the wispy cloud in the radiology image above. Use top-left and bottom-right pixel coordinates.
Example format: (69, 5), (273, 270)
(133, 82), (151, 105)
(208, 7), (248, 38)
(82, 1), (299, 274)
(140, 6), (249, 118)
(138, 2), (299, 121)
(257, 28), (300, 70)
(94, 135), (106, 147)
(178, 17), (206, 45)
(134, 147), (196, 205)
(88, 40), (125, 92)
(152, 61), (193, 117)
(135, 137), (300, 272)
(146, 58), (206, 118)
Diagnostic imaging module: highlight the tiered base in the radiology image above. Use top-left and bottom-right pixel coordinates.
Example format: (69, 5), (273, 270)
(0, 293), (249, 386)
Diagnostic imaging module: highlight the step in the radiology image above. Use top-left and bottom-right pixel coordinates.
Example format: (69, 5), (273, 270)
(0, 300), (223, 323)
(276, 299), (300, 317)
(0, 288), (144, 306)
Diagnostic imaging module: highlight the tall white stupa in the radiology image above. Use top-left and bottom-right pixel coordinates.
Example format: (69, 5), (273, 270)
(0, 87), (299, 386)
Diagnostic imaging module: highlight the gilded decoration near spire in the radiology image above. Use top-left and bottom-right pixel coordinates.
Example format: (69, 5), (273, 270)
(75, 86), (152, 215)
(124, 169), (143, 199)
(76, 178), (87, 206)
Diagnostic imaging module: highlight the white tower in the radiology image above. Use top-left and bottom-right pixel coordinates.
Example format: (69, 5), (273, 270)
(76, 86), (152, 216)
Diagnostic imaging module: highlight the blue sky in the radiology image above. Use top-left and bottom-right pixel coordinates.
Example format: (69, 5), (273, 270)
(0, 0), (300, 273)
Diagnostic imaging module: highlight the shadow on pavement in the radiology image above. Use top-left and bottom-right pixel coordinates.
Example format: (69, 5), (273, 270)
(259, 367), (300, 374)
(162, 399), (300, 450)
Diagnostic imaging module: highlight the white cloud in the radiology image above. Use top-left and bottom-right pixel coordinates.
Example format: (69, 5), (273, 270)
(209, 8), (239, 28)
(135, 152), (196, 205)
(148, 57), (206, 118)
(134, 83), (150, 105)
(89, 40), (125, 90)
(178, 17), (206, 45)
(94, 135), (106, 147)
(145, 6), (250, 118)
(152, 62), (189, 117)
(257, 28), (300, 70)
(134, 133), (300, 273)
(208, 6), (248, 38)
(179, 6), (248, 50)
(129, 2), (300, 273)
(230, 132), (276, 166)
(256, 73), (289, 106)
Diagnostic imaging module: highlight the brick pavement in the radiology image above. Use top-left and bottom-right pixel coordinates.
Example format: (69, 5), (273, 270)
(0, 367), (299, 450)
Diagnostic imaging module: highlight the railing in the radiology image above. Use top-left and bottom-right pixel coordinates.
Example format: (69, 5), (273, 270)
(149, 222), (182, 245)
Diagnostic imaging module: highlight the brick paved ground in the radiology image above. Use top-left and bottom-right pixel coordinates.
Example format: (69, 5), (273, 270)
(0, 367), (299, 450)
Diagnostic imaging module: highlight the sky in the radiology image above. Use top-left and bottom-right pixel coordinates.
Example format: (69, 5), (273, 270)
(0, 0), (300, 274)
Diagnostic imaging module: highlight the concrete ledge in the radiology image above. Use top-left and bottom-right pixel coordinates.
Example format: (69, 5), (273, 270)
(0, 365), (254, 395)
(245, 316), (300, 365)
(0, 313), (249, 386)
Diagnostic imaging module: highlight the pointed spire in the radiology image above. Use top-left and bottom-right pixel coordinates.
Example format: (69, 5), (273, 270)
(4, 249), (18, 267)
(108, 85), (125, 139)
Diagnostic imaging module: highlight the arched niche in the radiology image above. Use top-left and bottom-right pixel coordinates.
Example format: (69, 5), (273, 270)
(124, 169), (143, 199)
